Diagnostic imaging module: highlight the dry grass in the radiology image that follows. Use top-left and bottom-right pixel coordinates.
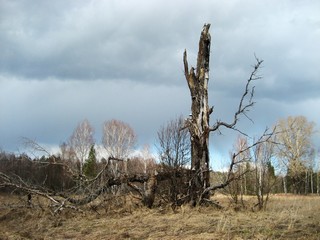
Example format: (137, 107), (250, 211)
(1, 193), (320, 239)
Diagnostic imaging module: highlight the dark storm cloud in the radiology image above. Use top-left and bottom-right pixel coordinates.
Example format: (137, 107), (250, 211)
(1, 0), (320, 162)
(0, 0), (198, 84)
(2, 0), (319, 91)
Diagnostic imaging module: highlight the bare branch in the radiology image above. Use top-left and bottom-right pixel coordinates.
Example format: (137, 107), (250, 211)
(200, 127), (275, 200)
(21, 137), (51, 157)
(127, 182), (144, 197)
(0, 172), (60, 204)
(210, 57), (263, 133)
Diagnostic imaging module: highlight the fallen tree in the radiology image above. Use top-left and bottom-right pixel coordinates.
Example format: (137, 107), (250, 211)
(0, 154), (188, 211)
(0, 130), (274, 211)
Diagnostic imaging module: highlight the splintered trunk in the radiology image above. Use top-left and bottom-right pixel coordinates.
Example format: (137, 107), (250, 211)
(142, 173), (158, 208)
(184, 24), (211, 205)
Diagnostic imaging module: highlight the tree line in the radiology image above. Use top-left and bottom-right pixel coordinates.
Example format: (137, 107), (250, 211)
(0, 115), (318, 208)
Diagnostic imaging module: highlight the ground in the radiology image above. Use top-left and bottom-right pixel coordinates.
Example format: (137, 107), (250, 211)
(0, 194), (320, 239)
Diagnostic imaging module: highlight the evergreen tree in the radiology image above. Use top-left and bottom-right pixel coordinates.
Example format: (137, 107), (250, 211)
(83, 145), (97, 178)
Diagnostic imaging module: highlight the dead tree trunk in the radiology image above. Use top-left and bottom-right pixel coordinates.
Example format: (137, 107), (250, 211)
(183, 24), (263, 205)
(142, 172), (158, 208)
(183, 24), (212, 205)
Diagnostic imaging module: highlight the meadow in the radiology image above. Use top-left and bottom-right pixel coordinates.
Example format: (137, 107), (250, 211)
(1, 193), (320, 239)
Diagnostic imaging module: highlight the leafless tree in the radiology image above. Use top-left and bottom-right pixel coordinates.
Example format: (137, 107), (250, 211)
(155, 116), (191, 205)
(69, 119), (95, 177)
(157, 116), (190, 168)
(60, 141), (76, 162)
(128, 145), (157, 175)
(252, 137), (276, 210)
(228, 136), (251, 205)
(102, 119), (137, 178)
(127, 156), (156, 176)
(275, 116), (315, 194)
(183, 24), (263, 205)
(304, 148), (316, 194)
(200, 129), (274, 206)
(102, 120), (136, 159)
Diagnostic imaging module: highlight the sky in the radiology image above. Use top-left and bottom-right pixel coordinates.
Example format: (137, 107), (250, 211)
(0, 0), (319, 169)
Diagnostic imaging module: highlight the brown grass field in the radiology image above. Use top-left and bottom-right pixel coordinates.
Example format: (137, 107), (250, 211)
(1, 193), (320, 239)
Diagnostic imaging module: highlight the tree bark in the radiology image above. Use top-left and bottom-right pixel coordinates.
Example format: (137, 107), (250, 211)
(184, 24), (211, 205)
(317, 171), (320, 195)
(283, 176), (288, 194)
(310, 170), (314, 194)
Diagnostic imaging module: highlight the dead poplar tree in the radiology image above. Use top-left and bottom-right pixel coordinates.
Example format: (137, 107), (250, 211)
(183, 24), (263, 205)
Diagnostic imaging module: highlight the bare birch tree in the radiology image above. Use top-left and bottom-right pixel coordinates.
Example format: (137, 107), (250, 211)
(102, 119), (137, 176)
(253, 138), (275, 210)
(69, 119), (95, 177)
(228, 136), (251, 204)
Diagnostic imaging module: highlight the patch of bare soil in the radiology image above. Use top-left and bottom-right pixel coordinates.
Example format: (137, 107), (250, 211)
(1, 194), (320, 239)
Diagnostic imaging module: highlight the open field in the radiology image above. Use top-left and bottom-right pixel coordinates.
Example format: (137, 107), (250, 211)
(1, 194), (320, 239)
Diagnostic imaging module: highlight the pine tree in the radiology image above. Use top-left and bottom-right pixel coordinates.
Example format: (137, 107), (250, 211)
(83, 145), (97, 178)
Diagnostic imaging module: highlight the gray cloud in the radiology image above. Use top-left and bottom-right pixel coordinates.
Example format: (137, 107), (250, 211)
(1, 0), (319, 163)
(1, 0), (195, 83)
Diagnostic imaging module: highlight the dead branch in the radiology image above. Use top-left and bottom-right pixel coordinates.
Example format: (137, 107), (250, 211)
(200, 127), (275, 201)
(0, 172), (60, 205)
(210, 57), (264, 133)
(21, 137), (52, 157)
(127, 182), (144, 197)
